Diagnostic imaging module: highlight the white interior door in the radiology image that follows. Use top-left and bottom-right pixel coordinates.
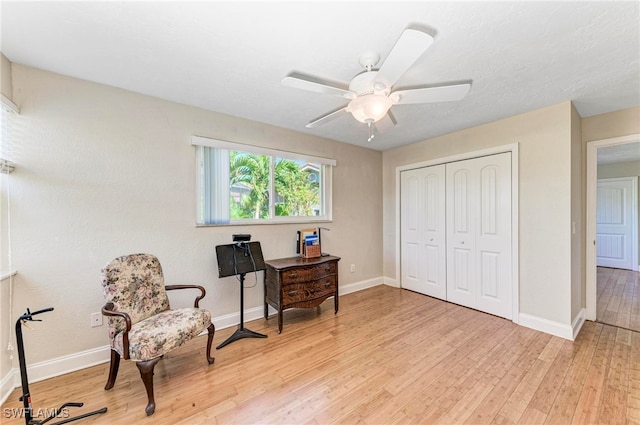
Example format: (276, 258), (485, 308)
(596, 177), (637, 270)
(400, 165), (447, 299)
(446, 153), (512, 319)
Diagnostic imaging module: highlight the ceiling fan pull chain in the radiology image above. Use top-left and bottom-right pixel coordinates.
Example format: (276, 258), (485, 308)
(367, 121), (375, 142)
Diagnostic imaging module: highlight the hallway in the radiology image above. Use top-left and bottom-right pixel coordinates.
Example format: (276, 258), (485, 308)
(597, 266), (640, 332)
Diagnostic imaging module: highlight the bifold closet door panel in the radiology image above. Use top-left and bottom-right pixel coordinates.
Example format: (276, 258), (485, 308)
(445, 162), (477, 309)
(446, 153), (512, 319)
(400, 164), (447, 300)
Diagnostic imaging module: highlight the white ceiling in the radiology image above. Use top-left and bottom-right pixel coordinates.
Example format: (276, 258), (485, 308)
(598, 142), (640, 165)
(1, 1), (639, 151)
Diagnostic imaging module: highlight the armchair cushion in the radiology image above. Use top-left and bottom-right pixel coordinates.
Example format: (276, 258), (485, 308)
(112, 307), (211, 361)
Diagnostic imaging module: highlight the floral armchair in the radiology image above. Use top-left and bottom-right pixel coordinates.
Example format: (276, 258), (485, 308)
(100, 253), (215, 416)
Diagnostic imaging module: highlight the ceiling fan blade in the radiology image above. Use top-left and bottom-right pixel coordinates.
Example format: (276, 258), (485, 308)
(374, 110), (397, 134)
(306, 106), (348, 128)
(390, 83), (471, 105)
(282, 73), (355, 100)
(375, 28), (434, 91)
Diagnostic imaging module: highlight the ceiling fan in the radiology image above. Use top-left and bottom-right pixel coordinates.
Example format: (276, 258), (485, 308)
(282, 26), (471, 142)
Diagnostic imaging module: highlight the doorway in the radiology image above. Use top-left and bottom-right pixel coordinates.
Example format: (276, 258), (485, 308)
(586, 134), (640, 331)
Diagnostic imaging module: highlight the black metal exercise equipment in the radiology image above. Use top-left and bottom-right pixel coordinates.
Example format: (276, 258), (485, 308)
(15, 307), (107, 425)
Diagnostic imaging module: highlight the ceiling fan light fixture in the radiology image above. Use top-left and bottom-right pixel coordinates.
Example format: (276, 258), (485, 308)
(347, 94), (393, 123)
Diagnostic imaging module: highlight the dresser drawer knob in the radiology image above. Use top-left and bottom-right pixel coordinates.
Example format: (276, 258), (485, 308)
(324, 282), (331, 288)
(288, 273), (298, 279)
(288, 290), (298, 296)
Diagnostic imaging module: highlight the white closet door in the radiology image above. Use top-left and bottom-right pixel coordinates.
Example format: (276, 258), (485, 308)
(446, 153), (512, 319)
(400, 165), (447, 299)
(596, 177), (636, 270)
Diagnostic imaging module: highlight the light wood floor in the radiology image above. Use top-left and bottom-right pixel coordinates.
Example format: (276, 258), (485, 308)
(2, 285), (639, 424)
(597, 266), (640, 332)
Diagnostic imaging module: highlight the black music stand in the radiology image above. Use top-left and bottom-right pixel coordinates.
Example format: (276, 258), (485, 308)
(215, 241), (267, 349)
(15, 307), (107, 424)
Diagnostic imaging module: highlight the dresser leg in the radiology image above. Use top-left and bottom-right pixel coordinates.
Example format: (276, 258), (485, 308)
(278, 310), (283, 334)
(334, 294), (339, 314)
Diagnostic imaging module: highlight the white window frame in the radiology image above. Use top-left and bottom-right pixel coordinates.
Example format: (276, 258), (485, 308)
(1, 94), (19, 173)
(192, 135), (335, 226)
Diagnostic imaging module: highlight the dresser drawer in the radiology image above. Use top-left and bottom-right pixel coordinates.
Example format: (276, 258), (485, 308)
(281, 262), (337, 284)
(282, 276), (336, 305)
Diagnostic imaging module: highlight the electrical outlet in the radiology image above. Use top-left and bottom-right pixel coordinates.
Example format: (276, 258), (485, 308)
(350, 264), (355, 273)
(90, 312), (103, 327)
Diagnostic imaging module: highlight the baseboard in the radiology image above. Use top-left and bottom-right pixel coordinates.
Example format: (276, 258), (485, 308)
(0, 368), (18, 406)
(572, 308), (586, 340)
(382, 276), (399, 288)
(0, 276), (385, 396)
(0, 344), (112, 406)
(518, 312), (576, 340)
(340, 277), (384, 294)
(212, 276), (383, 329)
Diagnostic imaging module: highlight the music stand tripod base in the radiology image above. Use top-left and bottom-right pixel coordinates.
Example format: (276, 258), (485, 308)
(216, 326), (267, 349)
(216, 270), (268, 349)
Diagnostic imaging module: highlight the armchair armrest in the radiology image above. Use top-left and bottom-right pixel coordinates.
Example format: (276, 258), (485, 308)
(102, 302), (132, 359)
(165, 285), (207, 308)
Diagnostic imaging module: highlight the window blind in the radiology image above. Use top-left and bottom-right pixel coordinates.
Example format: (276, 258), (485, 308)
(0, 94), (18, 174)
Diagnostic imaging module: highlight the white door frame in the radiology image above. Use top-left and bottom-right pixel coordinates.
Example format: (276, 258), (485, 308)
(586, 133), (640, 321)
(395, 143), (520, 323)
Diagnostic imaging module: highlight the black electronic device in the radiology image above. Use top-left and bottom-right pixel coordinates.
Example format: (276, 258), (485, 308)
(215, 241), (267, 349)
(216, 241), (265, 278)
(232, 233), (252, 242)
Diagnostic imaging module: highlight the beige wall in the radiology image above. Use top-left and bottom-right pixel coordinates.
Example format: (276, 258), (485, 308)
(582, 107), (640, 142)
(7, 64), (383, 366)
(383, 102), (574, 326)
(0, 53), (13, 398)
(570, 103), (584, 322)
(1, 53), (12, 100)
(598, 160), (640, 178)
(597, 159), (640, 266)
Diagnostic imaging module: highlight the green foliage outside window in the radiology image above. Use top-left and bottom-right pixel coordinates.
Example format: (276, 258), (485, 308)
(229, 151), (320, 220)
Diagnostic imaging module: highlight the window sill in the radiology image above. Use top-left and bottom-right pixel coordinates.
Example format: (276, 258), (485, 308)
(1, 270), (17, 282)
(196, 219), (333, 227)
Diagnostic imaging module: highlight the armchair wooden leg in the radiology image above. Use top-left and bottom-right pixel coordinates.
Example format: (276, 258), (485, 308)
(136, 357), (161, 416)
(206, 323), (215, 365)
(104, 350), (120, 390)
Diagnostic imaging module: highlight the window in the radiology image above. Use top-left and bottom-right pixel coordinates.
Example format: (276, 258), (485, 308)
(0, 94), (18, 174)
(193, 136), (335, 225)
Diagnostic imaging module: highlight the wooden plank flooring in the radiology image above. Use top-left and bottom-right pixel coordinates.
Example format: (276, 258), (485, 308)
(597, 267), (640, 332)
(2, 285), (638, 424)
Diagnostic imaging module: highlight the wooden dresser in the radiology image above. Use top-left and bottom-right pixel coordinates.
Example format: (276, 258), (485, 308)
(264, 255), (340, 333)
